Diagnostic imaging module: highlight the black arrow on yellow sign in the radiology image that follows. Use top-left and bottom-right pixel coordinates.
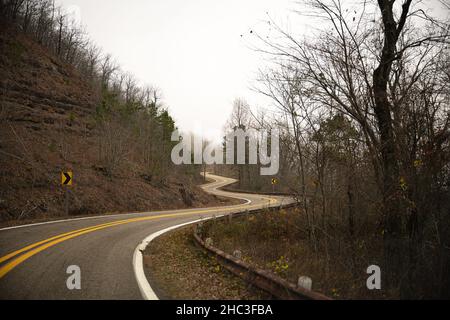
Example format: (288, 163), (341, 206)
(61, 171), (73, 186)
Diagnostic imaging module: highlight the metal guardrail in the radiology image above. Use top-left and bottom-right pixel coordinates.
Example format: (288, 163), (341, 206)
(193, 205), (332, 300)
(219, 183), (295, 196)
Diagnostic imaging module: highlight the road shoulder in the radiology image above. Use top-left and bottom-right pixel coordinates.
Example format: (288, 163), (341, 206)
(143, 225), (270, 300)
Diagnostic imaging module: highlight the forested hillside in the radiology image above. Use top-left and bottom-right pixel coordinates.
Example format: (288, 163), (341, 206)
(0, 1), (226, 224)
(215, 1), (450, 298)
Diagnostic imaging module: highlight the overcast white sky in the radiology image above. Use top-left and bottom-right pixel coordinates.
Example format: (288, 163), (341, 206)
(56, 0), (448, 142)
(56, 0), (300, 141)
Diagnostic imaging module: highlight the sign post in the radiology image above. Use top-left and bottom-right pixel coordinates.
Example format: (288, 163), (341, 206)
(271, 178), (278, 193)
(61, 171), (73, 216)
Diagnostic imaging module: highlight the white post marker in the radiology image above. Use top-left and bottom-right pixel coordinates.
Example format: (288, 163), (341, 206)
(297, 276), (312, 290)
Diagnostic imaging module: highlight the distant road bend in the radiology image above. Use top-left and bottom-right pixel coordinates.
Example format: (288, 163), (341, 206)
(0, 173), (291, 299)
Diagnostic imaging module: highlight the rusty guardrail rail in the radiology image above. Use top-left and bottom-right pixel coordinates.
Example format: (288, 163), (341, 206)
(218, 182), (296, 196)
(193, 204), (331, 300)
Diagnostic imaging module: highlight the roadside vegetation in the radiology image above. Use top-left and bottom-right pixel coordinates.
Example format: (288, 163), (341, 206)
(204, 208), (386, 299)
(215, 1), (450, 299)
(144, 225), (270, 300)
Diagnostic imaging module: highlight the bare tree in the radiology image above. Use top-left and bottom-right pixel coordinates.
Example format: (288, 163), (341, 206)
(100, 54), (119, 90)
(225, 98), (253, 187)
(253, 0), (450, 294)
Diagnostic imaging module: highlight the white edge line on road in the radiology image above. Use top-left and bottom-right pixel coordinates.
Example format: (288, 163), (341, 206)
(0, 176), (249, 232)
(132, 176), (258, 300)
(133, 214), (224, 300)
(0, 197), (251, 232)
(133, 179), (256, 300)
(0, 212), (142, 232)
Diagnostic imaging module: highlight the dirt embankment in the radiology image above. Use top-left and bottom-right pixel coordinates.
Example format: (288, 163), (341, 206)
(0, 25), (232, 226)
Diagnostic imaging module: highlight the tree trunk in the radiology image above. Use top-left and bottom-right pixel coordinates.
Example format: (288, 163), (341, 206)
(347, 180), (355, 238)
(373, 0), (413, 291)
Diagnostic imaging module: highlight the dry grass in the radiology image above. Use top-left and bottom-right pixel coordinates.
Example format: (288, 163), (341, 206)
(143, 225), (271, 300)
(204, 208), (397, 299)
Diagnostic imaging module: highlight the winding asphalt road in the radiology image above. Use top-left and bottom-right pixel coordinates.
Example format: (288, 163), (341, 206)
(0, 173), (291, 299)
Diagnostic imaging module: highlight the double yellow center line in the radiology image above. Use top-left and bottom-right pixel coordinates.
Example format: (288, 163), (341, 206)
(0, 198), (276, 279)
